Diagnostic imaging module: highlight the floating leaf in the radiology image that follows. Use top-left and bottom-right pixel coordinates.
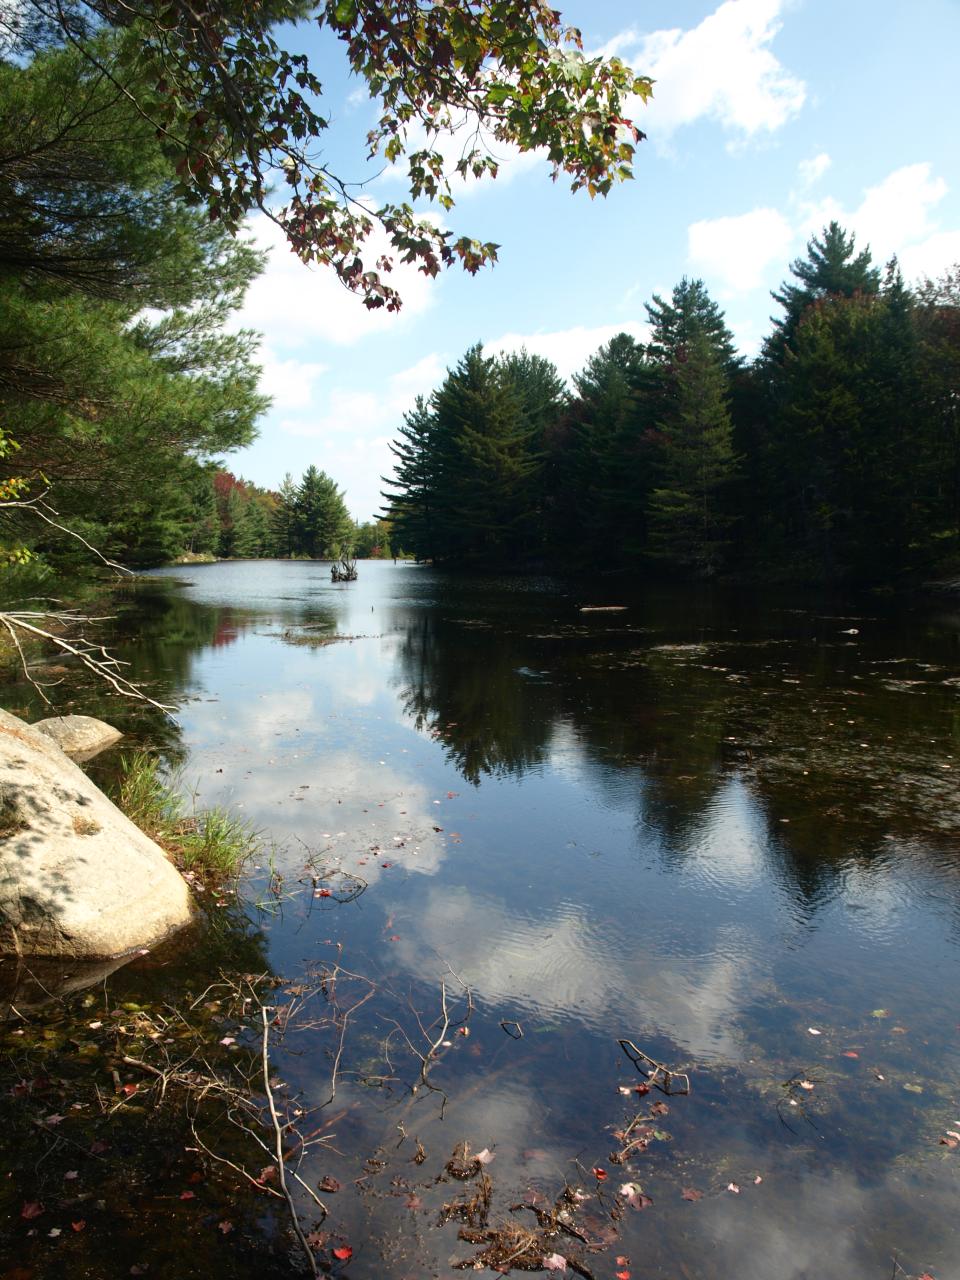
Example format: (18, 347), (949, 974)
(71, 1220), (86, 1233)
(319, 1176), (341, 1193)
(807, 1028), (822, 1036)
(180, 1190), (195, 1201)
(543, 1254), (567, 1272)
(332, 1245), (353, 1261)
(799, 1080), (815, 1091)
(727, 1182), (740, 1194)
(21, 1201), (43, 1220)
(619, 1181), (651, 1210)
(871, 1009), (890, 1019)
(592, 1166), (607, 1180)
(903, 1083), (923, 1094)
(475, 1148), (495, 1165)
(681, 1187), (702, 1202)
(842, 1051), (859, 1058)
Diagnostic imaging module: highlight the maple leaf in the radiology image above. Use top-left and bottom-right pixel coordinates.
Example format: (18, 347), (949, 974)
(616, 1271), (631, 1280)
(842, 1051), (859, 1058)
(475, 1148), (495, 1165)
(727, 1182), (741, 1194)
(218, 1221), (235, 1234)
(681, 1187), (702, 1202)
(332, 1245), (353, 1261)
(180, 1190), (195, 1201)
(543, 1254), (567, 1271)
(591, 1166), (607, 1180)
(21, 1201), (44, 1220)
(71, 1220), (86, 1232)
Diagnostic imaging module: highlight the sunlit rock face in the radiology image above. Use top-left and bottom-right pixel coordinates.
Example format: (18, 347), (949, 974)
(33, 713), (123, 762)
(0, 709), (195, 959)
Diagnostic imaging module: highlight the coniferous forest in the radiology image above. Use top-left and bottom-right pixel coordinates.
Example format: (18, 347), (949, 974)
(382, 228), (960, 585)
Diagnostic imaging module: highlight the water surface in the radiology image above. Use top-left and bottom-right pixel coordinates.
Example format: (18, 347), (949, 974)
(4, 561), (960, 1279)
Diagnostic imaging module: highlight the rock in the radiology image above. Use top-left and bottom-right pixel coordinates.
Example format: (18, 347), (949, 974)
(0, 709), (196, 959)
(33, 713), (122, 762)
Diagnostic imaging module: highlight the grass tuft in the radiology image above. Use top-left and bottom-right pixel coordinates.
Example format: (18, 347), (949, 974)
(116, 752), (257, 881)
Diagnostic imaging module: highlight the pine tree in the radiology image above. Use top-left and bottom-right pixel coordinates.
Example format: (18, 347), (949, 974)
(295, 466), (352, 558)
(428, 345), (540, 565)
(647, 331), (736, 574)
(766, 221), (880, 360)
(380, 396), (439, 561)
(559, 332), (653, 566)
(646, 277), (740, 372)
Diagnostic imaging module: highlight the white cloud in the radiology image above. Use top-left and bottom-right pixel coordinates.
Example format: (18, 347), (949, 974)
(688, 207), (794, 292)
(615, 0), (805, 142)
(841, 162), (946, 261)
(235, 213), (439, 349)
(689, 160), (960, 299)
(487, 322), (649, 385)
(900, 229), (960, 282)
(274, 353), (448, 519)
(798, 162), (956, 280)
(797, 151), (831, 187)
(258, 347), (329, 412)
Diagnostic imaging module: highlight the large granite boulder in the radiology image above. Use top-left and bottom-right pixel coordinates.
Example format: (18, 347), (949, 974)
(33, 714), (122, 762)
(0, 709), (196, 959)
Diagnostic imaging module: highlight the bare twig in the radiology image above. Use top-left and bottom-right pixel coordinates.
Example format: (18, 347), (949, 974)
(261, 1005), (321, 1278)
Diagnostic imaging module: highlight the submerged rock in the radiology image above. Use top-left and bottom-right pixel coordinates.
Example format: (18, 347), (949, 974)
(0, 709), (196, 959)
(33, 713), (123, 762)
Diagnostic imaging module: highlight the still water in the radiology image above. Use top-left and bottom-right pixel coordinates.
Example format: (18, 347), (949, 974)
(4, 560), (960, 1278)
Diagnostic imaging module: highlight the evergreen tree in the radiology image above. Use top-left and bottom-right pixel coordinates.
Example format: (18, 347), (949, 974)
(647, 331), (736, 574)
(559, 332), (653, 566)
(269, 474), (297, 558)
(646, 277), (740, 372)
(295, 466), (352, 558)
(766, 221), (881, 360)
(381, 396), (439, 561)
(428, 345), (541, 565)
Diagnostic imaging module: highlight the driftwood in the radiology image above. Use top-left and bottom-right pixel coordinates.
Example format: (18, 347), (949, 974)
(330, 554), (357, 582)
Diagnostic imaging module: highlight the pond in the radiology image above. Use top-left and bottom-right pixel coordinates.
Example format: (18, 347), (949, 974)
(3, 560), (960, 1279)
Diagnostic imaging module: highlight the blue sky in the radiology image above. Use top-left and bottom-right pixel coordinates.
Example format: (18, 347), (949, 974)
(226, 0), (960, 521)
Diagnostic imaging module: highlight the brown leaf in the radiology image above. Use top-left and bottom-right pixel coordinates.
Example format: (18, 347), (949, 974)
(318, 1176), (341, 1193)
(681, 1187), (702, 1202)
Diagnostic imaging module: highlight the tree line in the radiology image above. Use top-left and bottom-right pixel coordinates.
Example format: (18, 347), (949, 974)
(383, 224), (960, 584)
(197, 467), (392, 563)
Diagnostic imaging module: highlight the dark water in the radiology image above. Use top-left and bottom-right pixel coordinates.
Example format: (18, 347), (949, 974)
(3, 561), (960, 1279)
